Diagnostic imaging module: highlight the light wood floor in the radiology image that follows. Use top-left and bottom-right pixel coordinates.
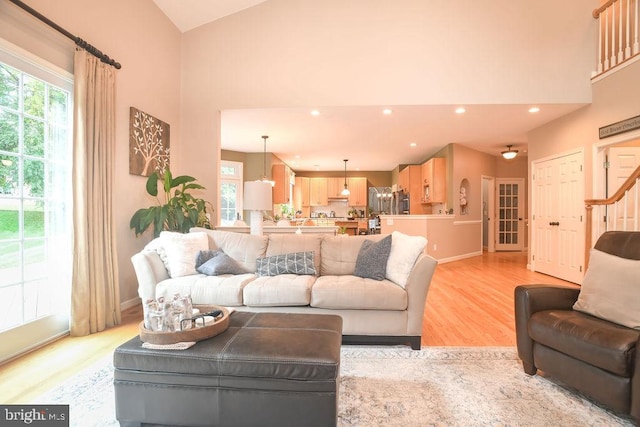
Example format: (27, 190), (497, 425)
(0, 250), (575, 404)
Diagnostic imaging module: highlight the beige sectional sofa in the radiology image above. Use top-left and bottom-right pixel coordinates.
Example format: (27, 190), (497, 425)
(131, 227), (437, 349)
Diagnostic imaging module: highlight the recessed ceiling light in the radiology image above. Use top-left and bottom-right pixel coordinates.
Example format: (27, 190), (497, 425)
(529, 107), (540, 113)
(455, 107), (466, 114)
(383, 109), (393, 115)
(311, 110), (320, 116)
(409, 142), (417, 147)
(295, 155), (301, 159)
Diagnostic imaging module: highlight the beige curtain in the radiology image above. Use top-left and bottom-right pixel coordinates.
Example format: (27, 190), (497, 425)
(70, 49), (121, 336)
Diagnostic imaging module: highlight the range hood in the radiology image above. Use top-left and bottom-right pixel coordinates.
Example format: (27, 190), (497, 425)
(327, 195), (348, 199)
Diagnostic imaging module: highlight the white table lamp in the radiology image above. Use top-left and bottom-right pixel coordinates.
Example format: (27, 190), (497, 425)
(244, 180), (273, 235)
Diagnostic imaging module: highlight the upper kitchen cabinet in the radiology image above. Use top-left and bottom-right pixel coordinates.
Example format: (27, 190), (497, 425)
(293, 176), (310, 210)
(272, 164), (293, 204)
(309, 177), (328, 206)
(421, 158), (446, 204)
(399, 165), (423, 214)
(327, 177), (344, 199)
(347, 177), (367, 207)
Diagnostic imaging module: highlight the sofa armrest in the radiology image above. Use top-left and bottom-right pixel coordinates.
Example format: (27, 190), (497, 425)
(632, 336), (640, 421)
(131, 251), (170, 302)
(514, 284), (580, 374)
(404, 253), (438, 336)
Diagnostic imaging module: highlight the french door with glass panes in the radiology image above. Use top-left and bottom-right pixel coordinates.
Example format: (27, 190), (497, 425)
(495, 178), (524, 251)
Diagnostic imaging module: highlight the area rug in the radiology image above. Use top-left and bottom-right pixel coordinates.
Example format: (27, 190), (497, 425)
(33, 346), (634, 426)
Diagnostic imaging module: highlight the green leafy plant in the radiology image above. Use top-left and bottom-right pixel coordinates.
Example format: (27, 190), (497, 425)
(130, 170), (213, 237)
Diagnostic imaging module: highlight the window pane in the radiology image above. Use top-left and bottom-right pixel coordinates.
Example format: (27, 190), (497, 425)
(23, 75), (45, 118)
(48, 87), (69, 124)
(0, 154), (19, 195)
(0, 63), (19, 110)
(24, 116), (45, 156)
(23, 158), (44, 198)
(0, 109), (19, 152)
(0, 284), (22, 330)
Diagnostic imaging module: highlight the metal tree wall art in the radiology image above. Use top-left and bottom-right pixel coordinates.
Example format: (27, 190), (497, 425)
(129, 107), (170, 176)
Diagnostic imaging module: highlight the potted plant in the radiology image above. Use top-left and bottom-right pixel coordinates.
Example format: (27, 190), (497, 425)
(130, 169), (213, 237)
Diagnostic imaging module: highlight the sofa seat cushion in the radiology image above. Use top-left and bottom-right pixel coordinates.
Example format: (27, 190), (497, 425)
(156, 273), (257, 306)
(529, 309), (639, 377)
(243, 274), (314, 307)
(310, 275), (407, 310)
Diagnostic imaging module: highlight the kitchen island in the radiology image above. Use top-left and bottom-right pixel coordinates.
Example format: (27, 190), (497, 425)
(379, 215), (482, 263)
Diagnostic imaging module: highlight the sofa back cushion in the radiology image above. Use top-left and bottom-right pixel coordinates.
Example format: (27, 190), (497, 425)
(191, 228), (268, 273)
(321, 234), (387, 276)
(266, 233), (323, 272)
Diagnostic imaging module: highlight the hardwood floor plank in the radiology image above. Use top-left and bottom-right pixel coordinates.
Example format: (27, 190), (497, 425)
(0, 251), (576, 403)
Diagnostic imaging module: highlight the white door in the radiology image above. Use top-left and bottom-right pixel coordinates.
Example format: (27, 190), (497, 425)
(495, 179), (524, 251)
(605, 146), (640, 230)
(532, 151), (584, 284)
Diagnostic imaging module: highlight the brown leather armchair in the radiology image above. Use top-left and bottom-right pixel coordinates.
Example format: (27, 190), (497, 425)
(515, 231), (640, 420)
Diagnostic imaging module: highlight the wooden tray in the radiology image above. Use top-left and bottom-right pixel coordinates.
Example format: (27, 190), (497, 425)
(139, 305), (230, 345)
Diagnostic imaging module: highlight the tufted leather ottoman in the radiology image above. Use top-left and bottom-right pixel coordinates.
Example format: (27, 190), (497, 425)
(114, 312), (342, 427)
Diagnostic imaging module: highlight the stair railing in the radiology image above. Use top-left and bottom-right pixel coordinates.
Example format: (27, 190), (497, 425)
(584, 164), (640, 268)
(592, 0), (640, 77)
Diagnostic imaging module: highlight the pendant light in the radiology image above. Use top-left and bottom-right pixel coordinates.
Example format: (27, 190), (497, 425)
(260, 135), (275, 186)
(341, 159), (350, 196)
(501, 145), (518, 160)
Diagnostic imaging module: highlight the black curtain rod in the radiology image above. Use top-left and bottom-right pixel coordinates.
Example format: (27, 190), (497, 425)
(8, 0), (121, 69)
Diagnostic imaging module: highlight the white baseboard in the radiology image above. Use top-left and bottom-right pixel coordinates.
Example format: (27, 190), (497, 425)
(436, 251), (483, 264)
(121, 296), (141, 311)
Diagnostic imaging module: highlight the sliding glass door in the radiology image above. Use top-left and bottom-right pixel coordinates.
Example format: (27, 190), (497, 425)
(0, 42), (73, 362)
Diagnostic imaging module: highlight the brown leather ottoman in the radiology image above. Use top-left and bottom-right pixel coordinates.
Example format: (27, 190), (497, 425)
(113, 312), (342, 427)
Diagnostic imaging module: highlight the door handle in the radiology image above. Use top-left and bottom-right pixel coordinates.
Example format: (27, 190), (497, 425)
(548, 221), (560, 226)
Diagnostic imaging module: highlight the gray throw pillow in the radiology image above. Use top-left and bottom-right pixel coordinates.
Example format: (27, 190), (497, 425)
(196, 252), (244, 276)
(256, 251), (318, 276)
(354, 235), (392, 280)
(195, 249), (222, 268)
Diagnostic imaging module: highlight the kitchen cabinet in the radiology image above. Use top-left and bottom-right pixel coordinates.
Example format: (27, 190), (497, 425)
(293, 176), (310, 209)
(398, 165), (423, 214)
(327, 177), (345, 198)
(421, 158), (446, 204)
(347, 177), (367, 206)
(309, 177), (328, 206)
(272, 164), (292, 204)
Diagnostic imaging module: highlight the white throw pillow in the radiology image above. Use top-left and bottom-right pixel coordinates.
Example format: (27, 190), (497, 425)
(159, 231), (209, 278)
(573, 248), (640, 329)
(385, 231), (427, 288)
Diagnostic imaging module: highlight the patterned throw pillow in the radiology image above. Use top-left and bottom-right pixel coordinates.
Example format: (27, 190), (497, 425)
(354, 235), (392, 280)
(256, 252), (318, 276)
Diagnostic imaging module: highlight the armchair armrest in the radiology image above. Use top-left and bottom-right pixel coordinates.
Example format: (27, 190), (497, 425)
(514, 284), (580, 375)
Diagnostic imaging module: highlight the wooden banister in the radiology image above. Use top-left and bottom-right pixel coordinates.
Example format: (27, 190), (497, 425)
(593, 0), (618, 18)
(584, 164), (640, 268)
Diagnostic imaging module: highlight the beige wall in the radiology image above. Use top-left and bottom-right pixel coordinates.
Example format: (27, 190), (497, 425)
(527, 60), (640, 265)
(181, 0), (598, 206)
(1, 0), (182, 304)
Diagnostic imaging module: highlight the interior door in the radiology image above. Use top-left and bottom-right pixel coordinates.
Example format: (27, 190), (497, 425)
(532, 151), (584, 284)
(495, 179), (524, 251)
(606, 146), (640, 230)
